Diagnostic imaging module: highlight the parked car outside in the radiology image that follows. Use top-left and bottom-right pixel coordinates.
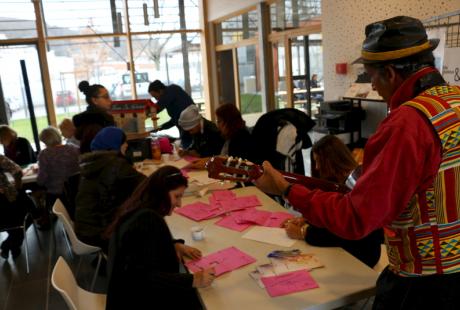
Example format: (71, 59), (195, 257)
(55, 90), (76, 107)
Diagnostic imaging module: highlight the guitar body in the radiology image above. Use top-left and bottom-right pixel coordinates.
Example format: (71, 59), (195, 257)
(206, 156), (350, 194)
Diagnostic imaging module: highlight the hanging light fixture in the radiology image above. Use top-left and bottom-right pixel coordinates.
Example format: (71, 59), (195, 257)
(143, 3), (149, 25)
(153, 0), (160, 18)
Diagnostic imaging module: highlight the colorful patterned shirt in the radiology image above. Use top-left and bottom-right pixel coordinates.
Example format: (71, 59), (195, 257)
(0, 155), (23, 202)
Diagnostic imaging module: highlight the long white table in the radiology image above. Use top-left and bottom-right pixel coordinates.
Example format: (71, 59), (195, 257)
(137, 156), (235, 195)
(167, 186), (378, 310)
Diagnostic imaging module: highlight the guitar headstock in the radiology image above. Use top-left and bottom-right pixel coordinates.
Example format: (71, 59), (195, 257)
(205, 156), (263, 182)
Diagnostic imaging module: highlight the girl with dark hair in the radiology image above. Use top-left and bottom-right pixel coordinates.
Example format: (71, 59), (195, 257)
(215, 103), (254, 161)
(75, 127), (145, 252)
(284, 135), (383, 268)
(72, 80), (115, 153)
(105, 166), (215, 310)
(310, 135), (358, 183)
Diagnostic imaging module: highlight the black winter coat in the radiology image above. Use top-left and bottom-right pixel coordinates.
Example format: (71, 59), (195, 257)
(72, 105), (115, 154)
(75, 151), (145, 249)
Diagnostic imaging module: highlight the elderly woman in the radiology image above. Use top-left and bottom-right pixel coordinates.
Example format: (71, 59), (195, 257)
(37, 127), (80, 211)
(0, 125), (36, 166)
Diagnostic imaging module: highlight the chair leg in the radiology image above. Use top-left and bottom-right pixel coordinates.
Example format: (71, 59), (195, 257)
(90, 252), (103, 291)
(23, 223), (30, 274)
(61, 225), (73, 259)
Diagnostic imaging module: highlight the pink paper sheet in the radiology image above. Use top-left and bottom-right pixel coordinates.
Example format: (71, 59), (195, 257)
(218, 195), (262, 212)
(215, 213), (252, 232)
(174, 202), (220, 221)
(183, 155), (200, 162)
(212, 190), (236, 201)
(185, 246), (256, 276)
(263, 212), (294, 228)
(261, 270), (319, 297)
(233, 209), (272, 226)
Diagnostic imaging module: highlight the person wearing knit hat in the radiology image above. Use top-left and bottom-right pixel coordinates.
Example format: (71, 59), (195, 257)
(75, 126), (145, 252)
(255, 16), (460, 309)
(178, 105), (201, 131)
(90, 126), (128, 154)
(177, 106), (223, 158)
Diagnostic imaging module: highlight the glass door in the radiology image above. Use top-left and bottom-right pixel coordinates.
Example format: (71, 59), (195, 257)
(236, 44), (262, 115)
(272, 40), (287, 109)
(0, 44), (48, 152)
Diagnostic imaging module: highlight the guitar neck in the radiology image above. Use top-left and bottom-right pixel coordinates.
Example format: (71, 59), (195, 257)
(205, 156), (350, 194)
(278, 170), (350, 194)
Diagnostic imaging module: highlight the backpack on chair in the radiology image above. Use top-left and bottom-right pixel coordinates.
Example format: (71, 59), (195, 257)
(252, 108), (315, 174)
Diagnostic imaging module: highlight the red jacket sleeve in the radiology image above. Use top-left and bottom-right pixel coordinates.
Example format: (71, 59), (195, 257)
(287, 106), (441, 240)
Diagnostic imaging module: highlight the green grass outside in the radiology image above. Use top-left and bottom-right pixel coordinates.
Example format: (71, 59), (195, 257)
(240, 93), (262, 114)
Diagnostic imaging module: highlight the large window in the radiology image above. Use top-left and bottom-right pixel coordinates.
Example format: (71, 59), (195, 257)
(237, 45), (262, 114)
(0, 0), (37, 39)
(131, 33), (203, 101)
(0, 0), (204, 136)
(216, 11), (258, 45)
(42, 0), (125, 36)
(47, 37), (129, 118)
(270, 0), (321, 32)
(273, 41), (287, 109)
(0, 44), (47, 148)
(128, 0), (200, 32)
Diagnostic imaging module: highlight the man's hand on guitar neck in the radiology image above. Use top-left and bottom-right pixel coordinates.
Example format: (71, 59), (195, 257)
(254, 161), (291, 196)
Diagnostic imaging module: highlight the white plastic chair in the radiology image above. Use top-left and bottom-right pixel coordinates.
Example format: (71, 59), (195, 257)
(52, 256), (106, 310)
(52, 199), (104, 291)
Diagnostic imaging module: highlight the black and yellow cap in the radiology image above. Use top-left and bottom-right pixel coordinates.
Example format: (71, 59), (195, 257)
(353, 16), (439, 64)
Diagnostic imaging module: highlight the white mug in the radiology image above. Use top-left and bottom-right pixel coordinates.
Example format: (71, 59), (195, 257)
(191, 226), (204, 241)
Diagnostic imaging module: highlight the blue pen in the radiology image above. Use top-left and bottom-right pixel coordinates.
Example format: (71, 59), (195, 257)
(267, 249), (301, 258)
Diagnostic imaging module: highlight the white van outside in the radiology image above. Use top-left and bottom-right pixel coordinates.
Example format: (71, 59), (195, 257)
(121, 72), (150, 99)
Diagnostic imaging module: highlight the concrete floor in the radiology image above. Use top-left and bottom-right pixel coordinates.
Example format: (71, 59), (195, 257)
(0, 220), (107, 310)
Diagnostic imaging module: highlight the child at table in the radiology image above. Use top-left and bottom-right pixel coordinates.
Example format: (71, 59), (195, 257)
(105, 166), (215, 309)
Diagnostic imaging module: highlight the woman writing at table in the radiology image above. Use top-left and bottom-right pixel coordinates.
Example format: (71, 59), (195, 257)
(105, 166), (215, 309)
(283, 135), (383, 268)
(186, 103), (254, 169)
(216, 103), (254, 161)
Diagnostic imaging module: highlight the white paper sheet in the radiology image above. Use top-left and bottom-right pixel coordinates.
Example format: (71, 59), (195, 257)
(242, 226), (296, 247)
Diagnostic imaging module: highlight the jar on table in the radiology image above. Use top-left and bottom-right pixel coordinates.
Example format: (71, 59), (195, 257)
(151, 138), (161, 160)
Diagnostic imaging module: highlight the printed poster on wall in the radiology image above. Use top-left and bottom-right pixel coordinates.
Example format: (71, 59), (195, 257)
(442, 48), (460, 86)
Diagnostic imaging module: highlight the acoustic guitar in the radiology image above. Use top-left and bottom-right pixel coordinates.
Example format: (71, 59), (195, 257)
(205, 156), (351, 194)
